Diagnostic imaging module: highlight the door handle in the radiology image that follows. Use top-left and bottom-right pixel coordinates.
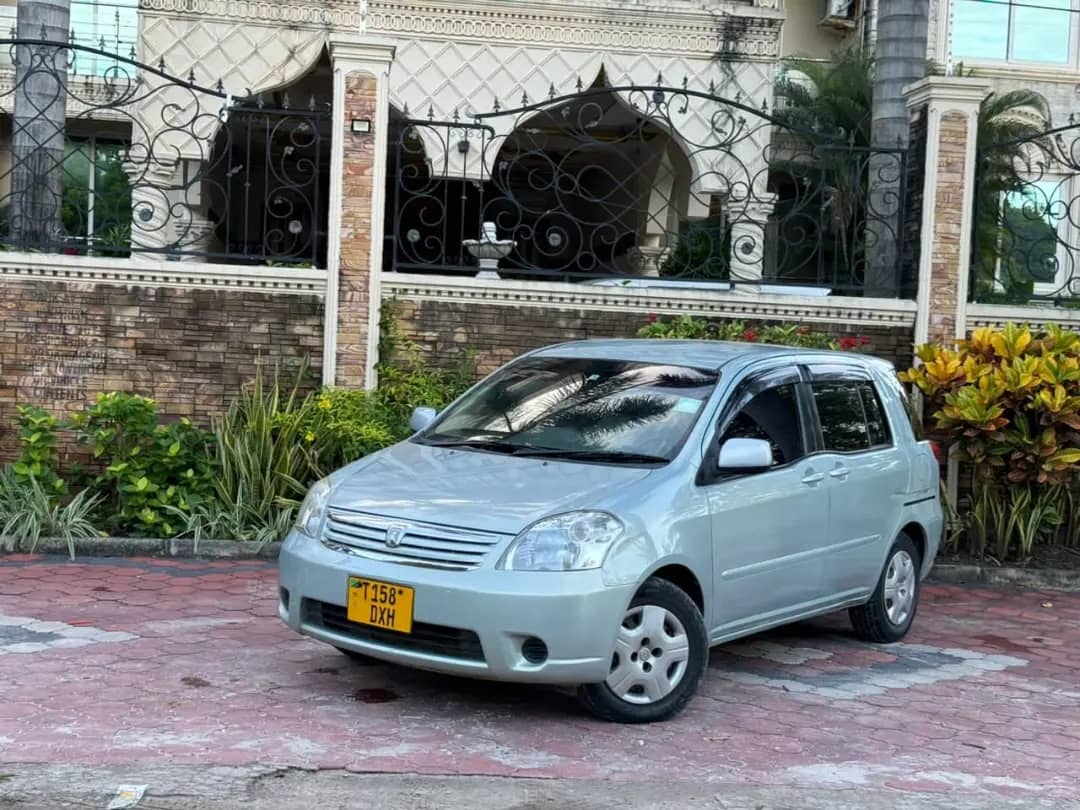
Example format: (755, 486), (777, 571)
(801, 472), (825, 485)
(829, 467), (851, 480)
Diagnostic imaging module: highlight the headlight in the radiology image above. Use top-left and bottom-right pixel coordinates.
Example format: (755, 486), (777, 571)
(295, 478), (331, 538)
(499, 511), (624, 571)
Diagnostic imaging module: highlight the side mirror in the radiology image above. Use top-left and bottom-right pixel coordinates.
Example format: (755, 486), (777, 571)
(717, 438), (773, 473)
(409, 406), (438, 433)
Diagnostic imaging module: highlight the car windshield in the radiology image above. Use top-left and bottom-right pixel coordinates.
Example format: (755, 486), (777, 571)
(416, 356), (719, 463)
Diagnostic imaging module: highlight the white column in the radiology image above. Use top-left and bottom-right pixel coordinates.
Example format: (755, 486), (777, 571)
(322, 35), (396, 388)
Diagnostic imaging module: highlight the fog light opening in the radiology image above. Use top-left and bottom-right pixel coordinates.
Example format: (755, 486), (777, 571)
(522, 637), (548, 665)
(279, 587), (291, 611)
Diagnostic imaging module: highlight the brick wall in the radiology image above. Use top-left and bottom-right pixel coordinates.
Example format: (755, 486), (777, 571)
(0, 280), (323, 458)
(392, 298), (916, 380)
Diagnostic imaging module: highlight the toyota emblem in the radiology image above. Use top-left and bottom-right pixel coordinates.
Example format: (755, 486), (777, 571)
(385, 524), (407, 548)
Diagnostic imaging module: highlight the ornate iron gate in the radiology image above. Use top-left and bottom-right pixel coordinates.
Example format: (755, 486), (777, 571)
(387, 83), (909, 295)
(971, 119), (1080, 302)
(0, 38), (330, 266)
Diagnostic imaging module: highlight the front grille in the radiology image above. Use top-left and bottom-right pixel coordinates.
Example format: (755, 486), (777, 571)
(322, 509), (508, 571)
(310, 600), (485, 662)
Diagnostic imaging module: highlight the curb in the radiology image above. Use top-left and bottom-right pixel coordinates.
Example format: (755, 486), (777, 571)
(928, 563), (1080, 592)
(0, 535), (281, 560)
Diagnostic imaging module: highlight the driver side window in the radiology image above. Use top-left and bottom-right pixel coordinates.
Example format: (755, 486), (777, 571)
(719, 383), (805, 467)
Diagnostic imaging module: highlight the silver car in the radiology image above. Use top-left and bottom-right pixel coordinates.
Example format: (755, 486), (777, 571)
(279, 340), (942, 723)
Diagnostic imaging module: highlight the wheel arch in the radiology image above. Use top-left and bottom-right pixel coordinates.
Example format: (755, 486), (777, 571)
(643, 562), (706, 617)
(899, 521), (928, 566)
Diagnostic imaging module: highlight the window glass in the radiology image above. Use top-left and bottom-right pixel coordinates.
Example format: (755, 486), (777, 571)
(719, 383), (804, 466)
(61, 138), (133, 256)
(812, 381), (870, 452)
(1012, 0), (1072, 63)
(1000, 179), (1062, 285)
(952, 0), (1009, 60)
(858, 382), (891, 447)
(422, 357), (717, 461)
(62, 140), (93, 241)
(952, 0), (1072, 65)
(69, 0), (140, 77)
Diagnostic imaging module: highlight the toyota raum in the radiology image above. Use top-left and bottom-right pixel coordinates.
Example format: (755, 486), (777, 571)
(279, 340), (942, 723)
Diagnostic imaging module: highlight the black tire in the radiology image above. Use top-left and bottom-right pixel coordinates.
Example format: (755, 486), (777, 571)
(335, 646), (376, 665)
(578, 577), (709, 724)
(849, 534), (921, 643)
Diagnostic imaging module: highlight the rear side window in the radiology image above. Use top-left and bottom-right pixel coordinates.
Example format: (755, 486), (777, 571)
(858, 382), (892, 447)
(720, 383), (805, 466)
(812, 380), (871, 452)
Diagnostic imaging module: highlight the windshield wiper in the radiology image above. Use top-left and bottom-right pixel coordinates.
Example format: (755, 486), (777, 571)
(421, 439), (525, 455)
(422, 440), (668, 465)
(511, 448), (670, 465)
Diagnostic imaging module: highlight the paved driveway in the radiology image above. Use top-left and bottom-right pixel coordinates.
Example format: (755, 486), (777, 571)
(0, 555), (1078, 806)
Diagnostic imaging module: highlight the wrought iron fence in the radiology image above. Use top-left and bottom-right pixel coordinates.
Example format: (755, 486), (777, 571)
(971, 120), (1080, 303)
(0, 38), (330, 266)
(386, 83), (910, 296)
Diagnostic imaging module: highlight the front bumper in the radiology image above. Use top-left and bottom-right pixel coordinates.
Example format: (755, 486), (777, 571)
(277, 529), (635, 685)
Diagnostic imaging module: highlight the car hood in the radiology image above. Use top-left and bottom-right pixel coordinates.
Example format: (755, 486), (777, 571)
(328, 441), (654, 534)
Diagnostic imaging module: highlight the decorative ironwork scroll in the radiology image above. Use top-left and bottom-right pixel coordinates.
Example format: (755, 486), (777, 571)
(0, 38), (329, 266)
(388, 83), (908, 296)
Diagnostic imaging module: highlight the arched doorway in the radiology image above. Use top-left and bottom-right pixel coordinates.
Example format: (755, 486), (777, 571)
(202, 50), (333, 267)
(383, 79), (702, 279)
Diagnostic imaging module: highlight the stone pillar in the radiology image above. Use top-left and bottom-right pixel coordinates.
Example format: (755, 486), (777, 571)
(729, 199), (774, 287)
(322, 36), (396, 388)
(128, 158), (179, 258)
(904, 77), (991, 346)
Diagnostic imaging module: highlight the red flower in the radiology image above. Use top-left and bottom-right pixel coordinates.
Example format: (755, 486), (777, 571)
(838, 336), (859, 351)
(646, 312), (658, 324)
(742, 329), (759, 342)
(859, 336), (872, 346)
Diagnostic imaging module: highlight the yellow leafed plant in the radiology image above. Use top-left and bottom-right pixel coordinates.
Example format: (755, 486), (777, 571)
(902, 323), (1080, 558)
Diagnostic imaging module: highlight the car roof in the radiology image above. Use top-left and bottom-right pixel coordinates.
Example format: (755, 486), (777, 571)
(533, 339), (894, 373)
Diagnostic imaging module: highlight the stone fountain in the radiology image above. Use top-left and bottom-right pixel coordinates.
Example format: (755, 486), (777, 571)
(463, 221), (515, 280)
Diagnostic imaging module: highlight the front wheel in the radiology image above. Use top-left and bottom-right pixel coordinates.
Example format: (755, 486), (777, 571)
(578, 577), (709, 723)
(849, 534), (921, 643)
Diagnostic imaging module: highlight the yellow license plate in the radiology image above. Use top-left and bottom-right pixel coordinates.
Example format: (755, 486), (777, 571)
(346, 576), (414, 634)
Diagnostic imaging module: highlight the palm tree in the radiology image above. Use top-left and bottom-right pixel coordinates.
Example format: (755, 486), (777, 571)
(776, 52), (1050, 301)
(773, 49), (876, 287)
(774, 49), (874, 147)
(11, 0), (71, 248)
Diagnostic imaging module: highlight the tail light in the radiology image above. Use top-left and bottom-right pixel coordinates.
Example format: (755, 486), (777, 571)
(929, 440), (945, 464)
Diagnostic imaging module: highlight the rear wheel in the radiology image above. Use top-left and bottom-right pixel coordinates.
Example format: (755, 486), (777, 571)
(578, 577), (708, 723)
(849, 534), (921, 643)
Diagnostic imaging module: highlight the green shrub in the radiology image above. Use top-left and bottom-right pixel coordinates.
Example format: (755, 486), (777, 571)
(11, 405), (66, 496)
(302, 388), (397, 470)
(0, 469), (101, 559)
(206, 366), (314, 542)
(69, 393), (216, 537)
(376, 300), (476, 435)
(636, 315), (869, 351)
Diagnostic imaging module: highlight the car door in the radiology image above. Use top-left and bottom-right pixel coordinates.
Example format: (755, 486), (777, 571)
(702, 365), (831, 638)
(807, 365), (909, 599)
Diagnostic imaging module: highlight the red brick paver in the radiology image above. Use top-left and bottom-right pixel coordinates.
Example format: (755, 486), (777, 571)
(1, 555), (1078, 802)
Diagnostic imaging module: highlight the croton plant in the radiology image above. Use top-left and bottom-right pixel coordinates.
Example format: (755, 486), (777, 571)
(901, 323), (1080, 485)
